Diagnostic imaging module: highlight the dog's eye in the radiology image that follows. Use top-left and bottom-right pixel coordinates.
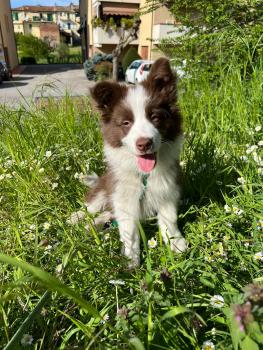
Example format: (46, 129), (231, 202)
(122, 120), (131, 127)
(151, 114), (160, 123)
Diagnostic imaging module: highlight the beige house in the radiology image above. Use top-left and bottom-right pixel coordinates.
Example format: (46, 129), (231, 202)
(80, 0), (180, 60)
(0, 0), (18, 70)
(12, 4), (80, 45)
(23, 21), (60, 48)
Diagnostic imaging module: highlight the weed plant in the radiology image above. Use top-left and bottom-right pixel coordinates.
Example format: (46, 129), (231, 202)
(0, 59), (262, 349)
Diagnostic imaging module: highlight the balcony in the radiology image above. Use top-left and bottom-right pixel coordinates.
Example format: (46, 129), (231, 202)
(93, 27), (138, 46)
(152, 24), (187, 44)
(92, 0), (140, 6)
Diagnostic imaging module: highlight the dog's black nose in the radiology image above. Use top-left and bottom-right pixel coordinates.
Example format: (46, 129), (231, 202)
(136, 138), (153, 152)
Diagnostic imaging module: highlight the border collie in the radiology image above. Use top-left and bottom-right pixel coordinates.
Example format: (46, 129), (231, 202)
(85, 58), (187, 267)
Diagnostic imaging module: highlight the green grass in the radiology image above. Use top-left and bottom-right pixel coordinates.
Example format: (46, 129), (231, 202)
(0, 61), (262, 349)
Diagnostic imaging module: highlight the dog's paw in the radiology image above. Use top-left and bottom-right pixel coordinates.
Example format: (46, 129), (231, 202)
(127, 257), (140, 270)
(66, 210), (86, 225)
(170, 237), (188, 253)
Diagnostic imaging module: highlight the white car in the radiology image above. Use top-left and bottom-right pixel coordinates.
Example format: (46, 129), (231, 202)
(125, 60), (152, 84)
(135, 61), (153, 83)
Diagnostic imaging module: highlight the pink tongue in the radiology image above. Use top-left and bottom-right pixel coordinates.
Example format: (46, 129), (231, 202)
(137, 154), (156, 173)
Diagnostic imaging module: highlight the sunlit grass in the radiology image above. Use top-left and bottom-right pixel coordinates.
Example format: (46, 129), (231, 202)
(0, 63), (262, 349)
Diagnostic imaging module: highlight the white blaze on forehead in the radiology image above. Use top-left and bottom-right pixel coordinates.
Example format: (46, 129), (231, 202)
(125, 85), (149, 121)
(123, 85), (161, 153)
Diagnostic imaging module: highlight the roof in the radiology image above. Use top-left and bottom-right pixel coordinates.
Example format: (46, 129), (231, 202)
(12, 5), (79, 13)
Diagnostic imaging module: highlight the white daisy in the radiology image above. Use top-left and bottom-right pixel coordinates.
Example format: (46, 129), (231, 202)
(210, 295), (225, 308)
(255, 125), (262, 132)
(224, 204), (231, 213)
(148, 237), (157, 249)
(39, 168), (44, 173)
(52, 182), (58, 190)
(240, 155), (248, 162)
(43, 222), (51, 230)
(45, 150), (52, 158)
(237, 177), (245, 185)
(109, 279), (125, 286)
(21, 334), (33, 346)
(232, 206), (243, 216)
(258, 140), (263, 147)
(100, 314), (110, 324)
(202, 340), (215, 350)
(246, 145), (258, 154)
(256, 220), (263, 230)
(254, 252), (263, 262)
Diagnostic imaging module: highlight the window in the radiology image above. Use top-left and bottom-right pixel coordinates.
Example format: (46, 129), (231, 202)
(47, 13), (53, 21)
(29, 23), (32, 31)
(67, 22), (71, 29)
(130, 61), (141, 69)
(13, 13), (19, 21)
(143, 64), (152, 72)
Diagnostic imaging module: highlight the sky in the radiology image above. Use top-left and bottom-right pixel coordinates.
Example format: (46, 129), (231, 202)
(11, 0), (79, 7)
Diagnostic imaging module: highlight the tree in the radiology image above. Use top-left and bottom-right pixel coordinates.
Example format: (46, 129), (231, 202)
(148, 0), (263, 33)
(145, 0), (263, 77)
(112, 18), (141, 81)
(16, 34), (52, 62)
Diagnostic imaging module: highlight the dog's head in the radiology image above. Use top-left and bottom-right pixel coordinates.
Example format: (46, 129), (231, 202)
(90, 58), (182, 173)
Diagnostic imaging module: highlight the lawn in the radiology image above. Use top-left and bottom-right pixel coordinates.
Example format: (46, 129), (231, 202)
(0, 61), (262, 349)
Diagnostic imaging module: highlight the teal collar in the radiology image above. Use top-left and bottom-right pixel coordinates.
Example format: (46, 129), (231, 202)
(140, 173), (149, 200)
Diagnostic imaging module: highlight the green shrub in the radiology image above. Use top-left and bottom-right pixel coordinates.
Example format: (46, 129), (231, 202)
(160, 25), (263, 80)
(95, 61), (113, 80)
(20, 56), (36, 64)
(121, 46), (141, 72)
(55, 43), (70, 62)
(83, 59), (97, 80)
(16, 34), (52, 62)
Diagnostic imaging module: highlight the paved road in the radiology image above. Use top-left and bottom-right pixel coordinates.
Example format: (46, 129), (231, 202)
(0, 64), (95, 106)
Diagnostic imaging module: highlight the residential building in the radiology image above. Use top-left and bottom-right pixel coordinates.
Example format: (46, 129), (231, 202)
(79, 0), (181, 60)
(12, 4), (80, 46)
(0, 0), (18, 70)
(23, 21), (60, 48)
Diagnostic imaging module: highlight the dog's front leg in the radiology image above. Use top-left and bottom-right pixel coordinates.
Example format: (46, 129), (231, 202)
(158, 202), (187, 253)
(116, 214), (140, 268)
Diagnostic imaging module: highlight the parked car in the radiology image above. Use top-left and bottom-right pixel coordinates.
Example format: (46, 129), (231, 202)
(125, 60), (152, 84)
(125, 60), (143, 84)
(135, 61), (153, 83)
(0, 61), (12, 80)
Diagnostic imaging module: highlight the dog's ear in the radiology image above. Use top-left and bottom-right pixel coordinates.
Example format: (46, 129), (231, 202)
(144, 58), (177, 100)
(90, 81), (126, 119)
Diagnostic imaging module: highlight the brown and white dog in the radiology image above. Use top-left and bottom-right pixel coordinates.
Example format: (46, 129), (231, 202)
(85, 58), (187, 267)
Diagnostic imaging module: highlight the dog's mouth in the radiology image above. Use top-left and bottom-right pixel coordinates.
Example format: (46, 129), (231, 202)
(136, 153), (156, 173)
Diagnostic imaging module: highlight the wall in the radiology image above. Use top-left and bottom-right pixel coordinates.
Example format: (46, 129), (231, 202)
(0, 0), (18, 69)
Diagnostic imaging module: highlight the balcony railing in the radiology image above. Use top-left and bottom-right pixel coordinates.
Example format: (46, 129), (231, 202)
(92, 0), (140, 6)
(93, 27), (139, 46)
(152, 24), (187, 44)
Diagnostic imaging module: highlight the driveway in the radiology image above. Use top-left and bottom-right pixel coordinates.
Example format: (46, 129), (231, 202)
(0, 64), (95, 106)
